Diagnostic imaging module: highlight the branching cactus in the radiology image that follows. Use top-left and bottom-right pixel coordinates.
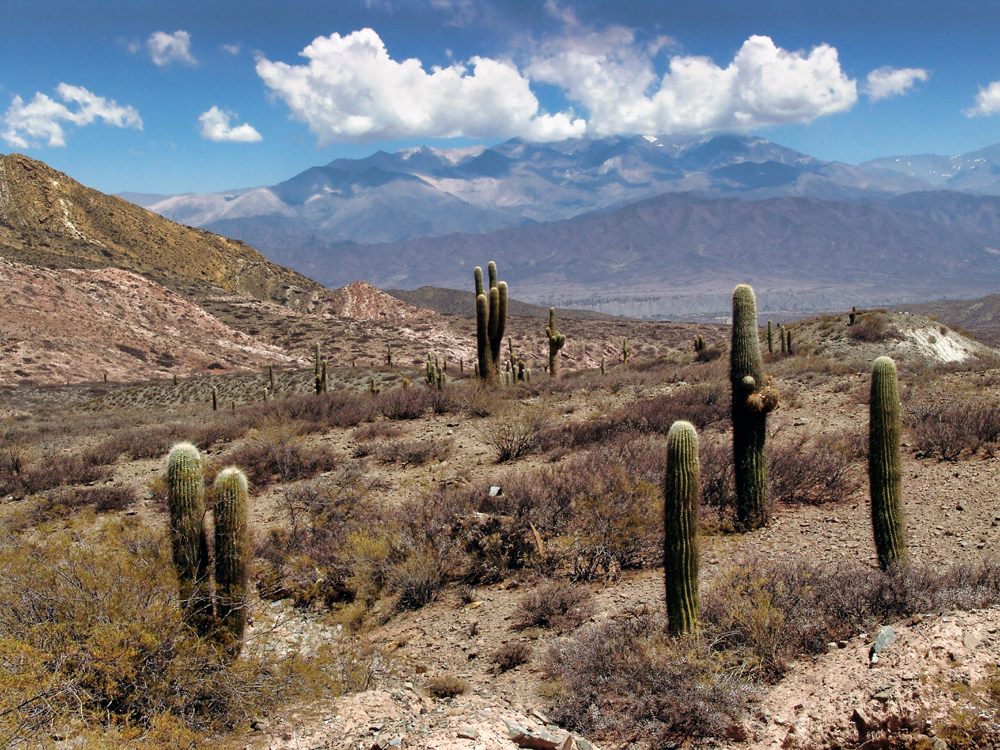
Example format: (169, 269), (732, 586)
(664, 421), (700, 636)
(166, 442), (212, 632)
(547, 308), (566, 378)
(214, 467), (250, 657)
(731, 284), (779, 530)
(474, 263), (508, 380)
(869, 356), (907, 570)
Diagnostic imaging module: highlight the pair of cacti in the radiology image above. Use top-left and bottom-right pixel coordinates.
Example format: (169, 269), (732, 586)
(167, 443), (250, 657)
(694, 335), (706, 352)
(474, 262), (508, 381)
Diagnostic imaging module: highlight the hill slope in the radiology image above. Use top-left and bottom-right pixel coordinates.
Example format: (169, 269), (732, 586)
(0, 153), (322, 304)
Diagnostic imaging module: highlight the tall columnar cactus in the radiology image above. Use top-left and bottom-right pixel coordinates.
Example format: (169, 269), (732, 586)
(214, 467), (250, 657)
(321, 359), (328, 394)
(664, 421), (700, 636)
(314, 343), (322, 395)
(869, 356), (906, 570)
(731, 284), (778, 530)
(212, 386), (218, 412)
(166, 442), (212, 631)
(474, 263), (508, 380)
(780, 325), (787, 354)
(386, 344), (392, 367)
(268, 364), (274, 390)
(622, 337), (630, 365)
(786, 330), (793, 355)
(767, 321), (773, 353)
(547, 308), (566, 378)
(601, 355), (606, 375)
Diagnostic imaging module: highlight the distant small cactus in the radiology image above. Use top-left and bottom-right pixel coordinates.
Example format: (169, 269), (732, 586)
(547, 308), (566, 378)
(767, 320), (773, 353)
(212, 386), (218, 411)
(622, 337), (630, 366)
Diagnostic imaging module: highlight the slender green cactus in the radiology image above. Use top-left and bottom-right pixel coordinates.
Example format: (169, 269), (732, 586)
(321, 359), (328, 393)
(869, 356), (906, 570)
(212, 386), (218, 411)
(547, 308), (566, 378)
(166, 442), (212, 632)
(214, 467), (250, 656)
(780, 325), (786, 354)
(731, 284), (778, 530)
(622, 337), (630, 366)
(268, 364), (274, 390)
(474, 262), (508, 380)
(664, 421), (700, 636)
(386, 344), (392, 367)
(600, 355), (606, 375)
(786, 329), (793, 355)
(849, 306), (857, 326)
(767, 321), (773, 353)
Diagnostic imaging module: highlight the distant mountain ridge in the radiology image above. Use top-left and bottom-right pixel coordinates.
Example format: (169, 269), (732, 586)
(298, 191), (1000, 317)
(125, 134), (931, 251)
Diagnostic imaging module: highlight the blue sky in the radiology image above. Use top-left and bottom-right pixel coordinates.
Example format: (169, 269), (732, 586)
(3, 0), (1000, 195)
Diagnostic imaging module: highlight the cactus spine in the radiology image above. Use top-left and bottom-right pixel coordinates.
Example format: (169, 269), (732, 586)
(214, 467), (250, 656)
(869, 356), (906, 570)
(547, 308), (566, 378)
(731, 284), (777, 530)
(166, 443), (211, 632)
(474, 262), (508, 380)
(664, 421), (700, 636)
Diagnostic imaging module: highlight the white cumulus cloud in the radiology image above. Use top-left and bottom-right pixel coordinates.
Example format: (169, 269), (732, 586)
(2, 83), (142, 148)
(863, 66), (929, 101)
(147, 30), (196, 67)
(255, 28), (585, 144)
(965, 81), (1000, 117)
(527, 32), (857, 137)
(198, 107), (262, 142)
(221, 43), (242, 56)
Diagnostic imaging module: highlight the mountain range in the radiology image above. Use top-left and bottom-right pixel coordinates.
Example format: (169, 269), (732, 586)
(113, 134), (1000, 316)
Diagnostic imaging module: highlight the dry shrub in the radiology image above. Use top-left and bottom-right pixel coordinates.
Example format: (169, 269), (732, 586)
(424, 675), (469, 699)
(378, 387), (430, 420)
(908, 397), (1000, 460)
(513, 580), (594, 630)
(463, 386), (505, 417)
(848, 313), (900, 343)
(490, 642), (532, 672)
(547, 615), (750, 743)
(544, 382), (727, 449)
(390, 546), (446, 610)
(375, 438), (451, 466)
(72, 485), (138, 513)
(699, 438), (735, 516)
(0, 519), (369, 748)
(0, 452), (110, 497)
(570, 465), (661, 579)
(480, 403), (550, 462)
(767, 432), (861, 506)
(85, 424), (185, 464)
(225, 429), (340, 486)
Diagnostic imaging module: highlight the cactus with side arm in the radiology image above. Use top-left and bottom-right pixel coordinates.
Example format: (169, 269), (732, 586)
(547, 308), (566, 378)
